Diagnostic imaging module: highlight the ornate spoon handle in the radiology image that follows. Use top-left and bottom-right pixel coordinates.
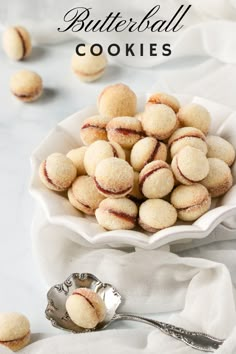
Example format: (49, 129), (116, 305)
(113, 313), (224, 352)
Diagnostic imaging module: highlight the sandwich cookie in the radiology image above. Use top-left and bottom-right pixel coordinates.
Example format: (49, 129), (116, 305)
(80, 115), (110, 145)
(130, 137), (167, 172)
(168, 127), (208, 158)
(171, 184), (211, 221)
(139, 160), (174, 199)
(39, 153), (77, 192)
(71, 45), (107, 82)
(0, 312), (30, 351)
(95, 197), (138, 230)
(94, 157), (134, 198)
(201, 158), (233, 197)
(66, 288), (106, 329)
(84, 140), (125, 176)
(142, 104), (177, 140)
(10, 70), (43, 102)
(2, 26), (32, 60)
(106, 117), (144, 149)
(177, 103), (211, 135)
(146, 92), (180, 113)
(139, 199), (177, 232)
(68, 176), (105, 215)
(98, 83), (137, 119)
(206, 135), (235, 166)
(171, 146), (209, 185)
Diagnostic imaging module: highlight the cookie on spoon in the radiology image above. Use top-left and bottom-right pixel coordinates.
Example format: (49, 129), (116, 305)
(66, 288), (106, 328)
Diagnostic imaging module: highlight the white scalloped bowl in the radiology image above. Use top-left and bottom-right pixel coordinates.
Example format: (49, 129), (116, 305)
(30, 94), (236, 250)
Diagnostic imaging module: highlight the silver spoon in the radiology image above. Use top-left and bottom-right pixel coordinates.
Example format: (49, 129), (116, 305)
(45, 273), (224, 352)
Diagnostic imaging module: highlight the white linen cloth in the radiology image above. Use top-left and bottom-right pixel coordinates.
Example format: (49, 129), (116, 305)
(5, 210), (236, 354)
(1, 0), (236, 353)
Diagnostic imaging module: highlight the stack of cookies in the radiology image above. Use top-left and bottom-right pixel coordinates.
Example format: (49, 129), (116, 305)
(39, 83), (235, 233)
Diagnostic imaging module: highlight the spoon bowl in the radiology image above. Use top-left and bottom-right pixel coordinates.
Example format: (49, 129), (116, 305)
(45, 273), (121, 333)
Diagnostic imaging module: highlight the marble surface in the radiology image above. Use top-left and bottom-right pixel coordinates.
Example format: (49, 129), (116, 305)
(0, 38), (227, 336)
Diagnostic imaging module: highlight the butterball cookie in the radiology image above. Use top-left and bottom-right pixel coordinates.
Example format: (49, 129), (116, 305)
(66, 146), (87, 175)
(84, 140), (125, 176)
(130, 137), (167, 172)
(168, 127), (208, 158)
(66, 288), (106, 329)
(71, 45), (107, 82)
(177, 103), (211, 134)
(171, 184), (211, 221)
(98, 83), (137, 119)
(106, 117), (144, 149)
(206, 135), (235, 166)
(39, 153), (77, 192)
(201, 158), (233, 197)
(146, 92), (180, 113)
(142, 104), (177, 140)
(10, 70), (43, 102)
(128, 171), (144, 202)
(139, 161), (174, 199)
(80, 115), (110, 145)
(171, 146), (209, 185)
(68, 176), (105, 215)
(139, 199), (177, 232)
(0, 312), (30, 351)
(2, 26), (32, 60)
(96, 197), (138, 230)
(95, 157), (134, 198)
